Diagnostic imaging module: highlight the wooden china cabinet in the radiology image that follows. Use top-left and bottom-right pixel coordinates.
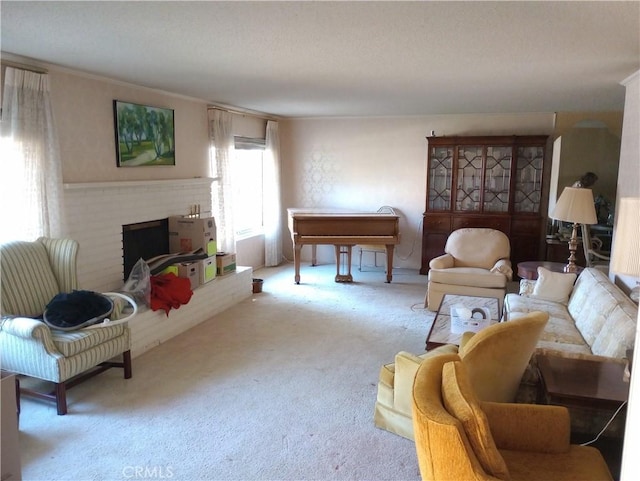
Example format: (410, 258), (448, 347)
(420, 135), (549, 275)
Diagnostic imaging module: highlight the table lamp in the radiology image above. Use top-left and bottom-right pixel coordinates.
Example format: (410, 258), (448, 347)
(610, 197), (640, 302)
(550, 187), (598, 273)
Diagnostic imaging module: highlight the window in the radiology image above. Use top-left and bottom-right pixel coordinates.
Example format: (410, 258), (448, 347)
(232, 137), (265, 237)
(0, 136), (39, 243)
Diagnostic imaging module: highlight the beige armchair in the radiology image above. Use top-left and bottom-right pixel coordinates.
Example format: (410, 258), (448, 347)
(425, 228), (512, 311)
(374, 311), (548, 440)
(0, 237), (132, 415)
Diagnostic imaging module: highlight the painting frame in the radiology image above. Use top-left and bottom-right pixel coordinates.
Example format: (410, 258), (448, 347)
(114, 100), (175, 167)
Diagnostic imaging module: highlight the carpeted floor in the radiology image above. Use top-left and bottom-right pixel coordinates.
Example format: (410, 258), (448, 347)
(18, 262), (437, 481)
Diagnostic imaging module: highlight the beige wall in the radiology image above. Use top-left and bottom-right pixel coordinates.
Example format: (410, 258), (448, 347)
(49, 69), (211, 183)
(2, 57), (267, 185)
(280, 113), (556, 268)
(554, 111), (623, 139)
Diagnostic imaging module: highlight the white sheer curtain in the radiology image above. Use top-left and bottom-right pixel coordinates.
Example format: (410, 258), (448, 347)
(208, 108), (235, 253)
(264, 120), (283, 266)
(0, 67), (66, 243)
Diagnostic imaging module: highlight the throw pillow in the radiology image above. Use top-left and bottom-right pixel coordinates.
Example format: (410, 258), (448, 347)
(531, 267), (577, 304)
(441, 361), (511, 480)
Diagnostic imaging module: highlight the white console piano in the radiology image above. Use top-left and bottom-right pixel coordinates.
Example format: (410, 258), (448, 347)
(287, 208), (400, 284)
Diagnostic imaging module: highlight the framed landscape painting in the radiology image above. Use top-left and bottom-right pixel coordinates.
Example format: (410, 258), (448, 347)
(114, 100), (175, 167)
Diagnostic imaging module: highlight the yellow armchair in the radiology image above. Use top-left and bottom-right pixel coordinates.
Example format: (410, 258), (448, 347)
(412, 358), (613, 481)
(374, 311), (548, 439)
(458, 311), (548, 403)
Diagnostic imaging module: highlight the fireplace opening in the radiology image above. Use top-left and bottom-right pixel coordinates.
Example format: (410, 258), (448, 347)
(122, 218), (169, 281)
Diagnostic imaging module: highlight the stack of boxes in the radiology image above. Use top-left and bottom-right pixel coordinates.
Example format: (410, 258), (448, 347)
(168, 216), (218, 288)
(215, 252), (236, 277)
(165, 215), (237, 290)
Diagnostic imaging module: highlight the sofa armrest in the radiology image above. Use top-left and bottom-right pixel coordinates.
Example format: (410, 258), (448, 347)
(429, 254), (454, 270)
(481, 401), (570, 453)
(490, 258), (513, 280)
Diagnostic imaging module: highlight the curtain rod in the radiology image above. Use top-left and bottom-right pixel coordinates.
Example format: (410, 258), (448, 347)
(1, 59), (48, 74)
(208, 105), (279, 122)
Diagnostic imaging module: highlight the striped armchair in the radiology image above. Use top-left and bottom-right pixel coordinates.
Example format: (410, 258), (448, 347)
(0, 237), (132, 415)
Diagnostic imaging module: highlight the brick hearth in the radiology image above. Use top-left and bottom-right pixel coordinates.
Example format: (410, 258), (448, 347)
(63, 178), (252, 357)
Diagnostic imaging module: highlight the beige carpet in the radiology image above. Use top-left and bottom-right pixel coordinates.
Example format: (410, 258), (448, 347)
(18, 262), (437, 481)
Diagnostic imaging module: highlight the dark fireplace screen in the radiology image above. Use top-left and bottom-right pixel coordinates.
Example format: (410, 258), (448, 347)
(122, 218), (169, 281)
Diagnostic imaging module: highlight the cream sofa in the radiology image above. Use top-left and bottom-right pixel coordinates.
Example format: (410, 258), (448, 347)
(504, 267), (637, 362)
(504, 267), (636, 435)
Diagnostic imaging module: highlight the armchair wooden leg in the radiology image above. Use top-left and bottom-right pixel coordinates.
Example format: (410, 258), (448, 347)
(123, 350), (132, 379)
(55, 383), (68, 415)
(19, 349), (132, 415)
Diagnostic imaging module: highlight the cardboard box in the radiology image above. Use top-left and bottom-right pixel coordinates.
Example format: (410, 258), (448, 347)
(198, 256), (217, 284)
(168, 216), (217, 256)
(177, 262), (200, 290)
(216, 252), (236, 276)
(159, 265), (178, 276)
(157, 262), (201, 290)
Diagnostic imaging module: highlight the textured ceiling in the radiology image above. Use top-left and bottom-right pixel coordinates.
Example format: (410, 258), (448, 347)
(2, 1), (639, 118)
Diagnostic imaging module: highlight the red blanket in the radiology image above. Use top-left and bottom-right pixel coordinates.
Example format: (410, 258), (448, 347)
(150, 273), (193, 315)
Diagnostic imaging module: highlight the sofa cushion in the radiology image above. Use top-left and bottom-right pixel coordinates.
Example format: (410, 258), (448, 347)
(505, 294), (571, 322)
(51, 324), (126, 357)
(591, 304), (637, 358)
(442, 360), (511, 480)
(429, 268), (508, 288)
(531, 267), (576, 304)
(504, 294), (592, 355)
(568, 268), (637, 355)
(506, 268), (638, 362)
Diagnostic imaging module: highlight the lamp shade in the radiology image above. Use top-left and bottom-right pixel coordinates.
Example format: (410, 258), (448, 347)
(610, 197), (640, 277)
(550, 187), (598, 224)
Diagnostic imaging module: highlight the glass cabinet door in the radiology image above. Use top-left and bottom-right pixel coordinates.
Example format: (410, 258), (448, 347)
(456, 146), (483, 211)
(514, 146), (544, 213)
(483, 146), (512, 212)
(428, 146), (453, 210)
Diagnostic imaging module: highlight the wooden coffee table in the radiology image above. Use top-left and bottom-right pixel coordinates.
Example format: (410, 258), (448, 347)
(425, 294), (501, 350)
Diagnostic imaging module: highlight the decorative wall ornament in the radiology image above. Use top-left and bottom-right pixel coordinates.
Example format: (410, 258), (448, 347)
(299, 148), (340, 207)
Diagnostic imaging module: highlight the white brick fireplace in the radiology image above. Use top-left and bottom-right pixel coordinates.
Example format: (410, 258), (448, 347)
(63, 178), (252, 357)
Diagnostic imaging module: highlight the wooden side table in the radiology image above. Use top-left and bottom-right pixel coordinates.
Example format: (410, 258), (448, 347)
(1, 372), (22, 481)
(537, 354), (628, 434)
(537, 354), (628, 479)
(517, 261), (583, 280)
